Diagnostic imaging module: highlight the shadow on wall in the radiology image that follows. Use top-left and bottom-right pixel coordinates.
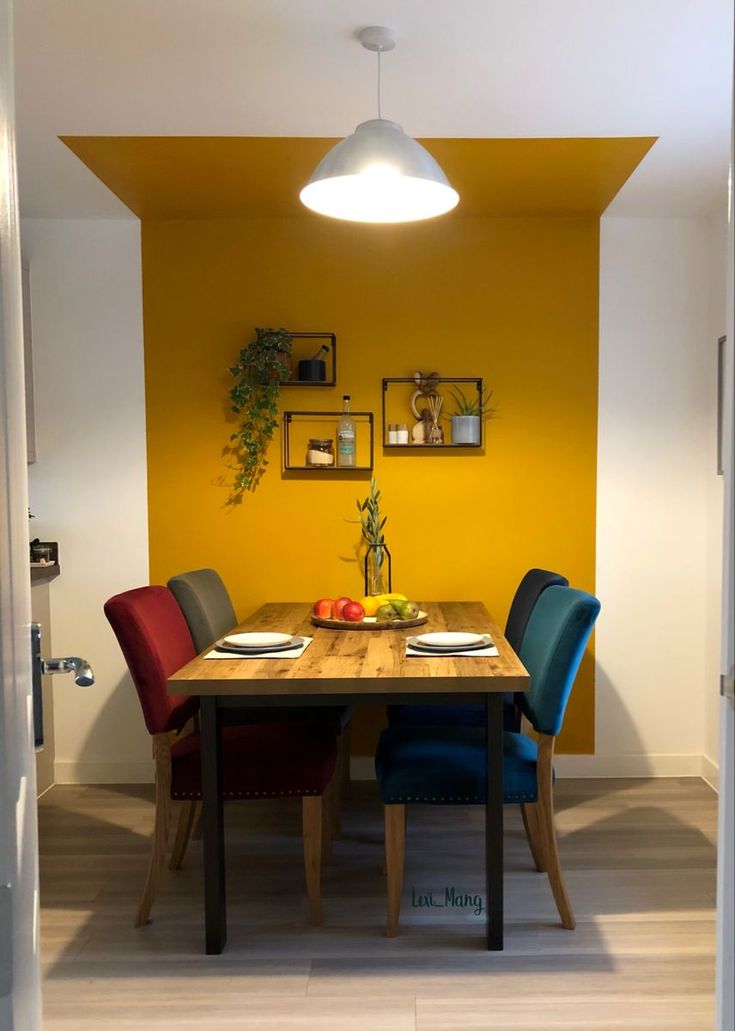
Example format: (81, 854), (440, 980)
(71, 669), (153, 784)
(593, 659), (651, 773)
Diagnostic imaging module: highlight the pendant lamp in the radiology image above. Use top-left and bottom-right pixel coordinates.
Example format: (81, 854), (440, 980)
(300, 27), (459, 223)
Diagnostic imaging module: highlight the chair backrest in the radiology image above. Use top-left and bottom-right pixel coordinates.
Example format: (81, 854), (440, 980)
(104, 585), (199, 736)
(518, 585), (600, 737)
(167, 568), (238, 652)
(505, 568), (569, 654)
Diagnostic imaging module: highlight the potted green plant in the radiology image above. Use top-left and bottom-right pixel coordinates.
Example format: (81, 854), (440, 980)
(228, 327), (293, 494)
(449, 385), (496, 445)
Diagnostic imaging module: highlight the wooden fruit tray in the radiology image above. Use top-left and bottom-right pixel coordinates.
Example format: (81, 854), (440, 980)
(311, 611), (429, 632)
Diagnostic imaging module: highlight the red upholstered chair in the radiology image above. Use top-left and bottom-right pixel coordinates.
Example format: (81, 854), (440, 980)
(104, 585), (337, 928)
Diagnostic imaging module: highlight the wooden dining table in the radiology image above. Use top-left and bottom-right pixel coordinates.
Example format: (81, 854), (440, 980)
(167, 600), (529, 954)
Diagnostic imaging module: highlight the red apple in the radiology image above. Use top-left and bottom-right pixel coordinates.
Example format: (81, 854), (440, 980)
(313, 598), (334, 618)
(342, 601), (366, 622)
(332, 596), (352, 620)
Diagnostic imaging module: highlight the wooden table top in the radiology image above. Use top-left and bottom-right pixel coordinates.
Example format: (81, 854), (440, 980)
(168, 601), (529, 697)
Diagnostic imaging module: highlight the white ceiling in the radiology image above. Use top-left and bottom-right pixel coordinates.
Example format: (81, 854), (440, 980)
(13, 0), (734, 219)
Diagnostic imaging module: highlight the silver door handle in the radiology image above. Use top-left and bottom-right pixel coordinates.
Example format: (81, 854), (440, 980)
(41, 656), (95, 687)
(722, 664), (734, 701)
(31, 622), (95, 688)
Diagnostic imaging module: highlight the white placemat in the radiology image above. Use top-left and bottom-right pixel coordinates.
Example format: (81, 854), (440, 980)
(204, 637), (313, 660)
(405, 635), (499, 658)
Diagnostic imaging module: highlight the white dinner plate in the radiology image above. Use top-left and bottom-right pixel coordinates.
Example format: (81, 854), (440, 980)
(221, 632), (295, 649)
(413, 631), (486, 650)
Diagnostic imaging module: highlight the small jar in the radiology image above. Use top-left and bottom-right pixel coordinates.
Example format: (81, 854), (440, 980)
(395, 423), (409, 445)
(306, 438), (335, 467)
(31, 543), (52, 564)
(388, 423), (398, 444)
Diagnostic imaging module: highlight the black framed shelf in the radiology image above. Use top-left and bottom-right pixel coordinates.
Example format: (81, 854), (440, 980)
(381, 377), (485, 449)
(281, 332), (337, 388)
(282, 410), (374, 472)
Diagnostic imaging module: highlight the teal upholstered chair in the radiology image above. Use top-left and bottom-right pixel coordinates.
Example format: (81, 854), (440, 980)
(375, 585), (600, 936)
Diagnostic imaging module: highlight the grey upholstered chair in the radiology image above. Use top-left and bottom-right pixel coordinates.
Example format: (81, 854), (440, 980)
(167, 568), (352, 829)
(167, 568), (238, 653)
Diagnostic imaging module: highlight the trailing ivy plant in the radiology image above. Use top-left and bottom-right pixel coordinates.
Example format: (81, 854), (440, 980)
(228, 327), (293, 495)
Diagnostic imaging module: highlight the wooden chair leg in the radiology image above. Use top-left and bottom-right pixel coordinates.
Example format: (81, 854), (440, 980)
(190, 801), (202, 841)
(169, 800), (196, 870)
(302, 795), (323, 926)
(536, 734), (575, 929)
(385, 804), (406, 937)
(321, 778), (334, 864)
(521, 802), (546, 872)
(135, 734), (172, 928)
(382, 806), (407, 877)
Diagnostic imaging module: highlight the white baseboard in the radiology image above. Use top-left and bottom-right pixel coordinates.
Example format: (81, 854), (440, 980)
(351, 753), (716, 782)
(53, 754), (719, 789)
(701, 754), (719, 792)
(553, 752), (707, 778)
(54, 760), (154, 784)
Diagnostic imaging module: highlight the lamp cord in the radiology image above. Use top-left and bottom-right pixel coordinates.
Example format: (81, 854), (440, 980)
(377, 49), (382, 119)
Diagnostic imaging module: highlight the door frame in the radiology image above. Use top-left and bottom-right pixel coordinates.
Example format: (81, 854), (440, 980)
(0, 0), (42, 1025)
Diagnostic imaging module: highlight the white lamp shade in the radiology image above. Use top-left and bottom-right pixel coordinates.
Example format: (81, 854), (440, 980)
(300, 119), (459, 223)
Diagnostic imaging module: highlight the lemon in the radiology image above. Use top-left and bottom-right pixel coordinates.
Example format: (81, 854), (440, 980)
(360, 596), (382, 617)
(361, 592), (407, 616)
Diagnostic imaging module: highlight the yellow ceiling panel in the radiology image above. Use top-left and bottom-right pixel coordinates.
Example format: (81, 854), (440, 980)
(61, 135), (655, 219)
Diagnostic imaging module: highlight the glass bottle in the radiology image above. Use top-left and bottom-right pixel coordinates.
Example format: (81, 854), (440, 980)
(337, 394), (356, 467)
(364, 542), (392, 597)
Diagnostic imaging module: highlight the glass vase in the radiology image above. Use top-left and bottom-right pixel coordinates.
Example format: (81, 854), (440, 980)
(364, 542), (392, 596)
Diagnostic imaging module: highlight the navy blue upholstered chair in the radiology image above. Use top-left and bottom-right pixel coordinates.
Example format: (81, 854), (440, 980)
(387, 567), (569, 732)
(375, 585), (600, 936)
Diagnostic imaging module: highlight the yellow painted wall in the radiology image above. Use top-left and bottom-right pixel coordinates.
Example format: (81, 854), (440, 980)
(143, 214), (598, 754)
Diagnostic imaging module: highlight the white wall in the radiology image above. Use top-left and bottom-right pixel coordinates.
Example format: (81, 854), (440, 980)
(22, 215), (725, 784)
(22, 218), (152, 782)
(590, 216), (723, 779)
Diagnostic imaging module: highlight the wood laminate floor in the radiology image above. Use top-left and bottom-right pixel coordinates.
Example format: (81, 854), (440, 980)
(38, 777), (717, 1030)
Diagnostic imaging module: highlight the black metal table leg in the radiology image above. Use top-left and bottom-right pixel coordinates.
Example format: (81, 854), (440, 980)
(486, 692), (504, 950)
(201, 695), (226, 954)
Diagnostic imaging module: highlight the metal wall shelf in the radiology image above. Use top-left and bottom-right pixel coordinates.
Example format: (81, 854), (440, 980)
(381, 377), (484, 449)
(282, 410), (374, 472)
(281, 333), (337, 387)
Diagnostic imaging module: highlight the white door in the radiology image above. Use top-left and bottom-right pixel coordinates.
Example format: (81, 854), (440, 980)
(715, 117), (734, 1030)
(0, 0), (42, 1027)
